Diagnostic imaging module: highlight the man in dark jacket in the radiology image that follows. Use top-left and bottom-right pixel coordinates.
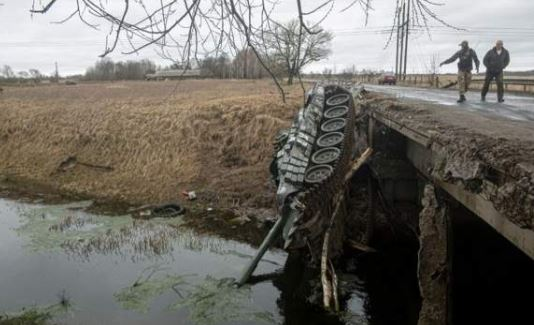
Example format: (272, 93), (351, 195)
(440, 40), (480, 103)
(481, 40), (510, 102)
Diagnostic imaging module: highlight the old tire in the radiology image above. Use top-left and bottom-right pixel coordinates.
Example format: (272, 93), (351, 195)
(152, 204), (185, 218)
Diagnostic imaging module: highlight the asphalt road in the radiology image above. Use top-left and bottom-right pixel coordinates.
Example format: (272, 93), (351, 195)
(364, 84), (534, 122)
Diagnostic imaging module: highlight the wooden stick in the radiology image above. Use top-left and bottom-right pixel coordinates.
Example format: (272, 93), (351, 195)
(321, 148), (374, 310)
(329, 259), (340, 312)
(345, 148), (373, 182)
(322, 190), (346, 310)
(347, 239), (377, 253)
(321, 226), (333, 309)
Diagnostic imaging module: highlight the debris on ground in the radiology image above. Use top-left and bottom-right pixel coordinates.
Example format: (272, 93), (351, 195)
(181, 190), (197, 201)
(55, 156), (113, 174)
(129, 203), (185, 219)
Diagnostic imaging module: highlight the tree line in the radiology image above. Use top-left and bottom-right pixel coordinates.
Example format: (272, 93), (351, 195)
(84, 59), (156, 81)
(81, 18), (333, 83)
(0, 65), (48, 83)
(1, 19), (333, 85)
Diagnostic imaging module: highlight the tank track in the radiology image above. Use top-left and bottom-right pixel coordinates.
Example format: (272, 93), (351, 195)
(271, 84), (355, 259)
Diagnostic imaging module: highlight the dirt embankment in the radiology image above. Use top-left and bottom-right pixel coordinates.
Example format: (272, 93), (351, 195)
(362, 92), (534, 231)
(0, 80), (302, 210)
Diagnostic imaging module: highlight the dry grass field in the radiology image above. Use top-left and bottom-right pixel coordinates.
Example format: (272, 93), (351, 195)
(0, 80), (303, 208)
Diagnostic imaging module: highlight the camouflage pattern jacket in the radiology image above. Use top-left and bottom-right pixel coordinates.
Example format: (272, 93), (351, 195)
(442, 48), (480, 72)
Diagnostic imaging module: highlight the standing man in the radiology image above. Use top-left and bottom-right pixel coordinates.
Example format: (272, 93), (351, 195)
(481, 40), (510, 103)
(440, 40), (480, 103)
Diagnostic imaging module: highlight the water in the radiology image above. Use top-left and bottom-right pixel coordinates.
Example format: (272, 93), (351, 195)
(0, 198), (379, 325)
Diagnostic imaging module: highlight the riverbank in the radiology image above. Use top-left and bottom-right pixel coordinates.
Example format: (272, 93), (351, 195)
(0, 80), (302, 213)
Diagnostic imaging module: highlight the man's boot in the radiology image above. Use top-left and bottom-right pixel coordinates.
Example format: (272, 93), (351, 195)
(481, 95), (486, 102)
(457, 95), (466, 103)
(498, 98), (505, 103)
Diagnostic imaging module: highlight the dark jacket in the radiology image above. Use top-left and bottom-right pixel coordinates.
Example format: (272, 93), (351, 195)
(442, 48), (480, 72)
(483, 47), (510, 72)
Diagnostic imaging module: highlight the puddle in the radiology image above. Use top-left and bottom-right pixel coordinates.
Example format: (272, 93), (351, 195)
(1, 197), (392, 325)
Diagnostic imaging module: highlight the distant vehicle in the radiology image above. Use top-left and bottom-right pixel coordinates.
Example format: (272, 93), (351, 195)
(378, 73), (396, 85)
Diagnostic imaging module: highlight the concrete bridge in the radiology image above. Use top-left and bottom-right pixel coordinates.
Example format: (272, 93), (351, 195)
(361, 84), (534, 324)
(364, 84), (534, 260)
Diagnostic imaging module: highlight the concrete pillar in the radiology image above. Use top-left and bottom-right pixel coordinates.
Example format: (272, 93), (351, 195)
(417, 184), (450, 325)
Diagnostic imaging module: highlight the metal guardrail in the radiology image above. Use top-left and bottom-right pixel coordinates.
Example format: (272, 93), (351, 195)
(472, 78), (534, 85)
(306, 75), (534, 93)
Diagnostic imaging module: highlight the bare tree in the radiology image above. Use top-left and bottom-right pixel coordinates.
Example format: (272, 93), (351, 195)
(266, 20), (332, 85)
(29, 0), (455, 101)
(426, 53), (440, 87)
(17, 71), (30, 79)
(1, 65), (15, 78)
(29, 68), (43, 80)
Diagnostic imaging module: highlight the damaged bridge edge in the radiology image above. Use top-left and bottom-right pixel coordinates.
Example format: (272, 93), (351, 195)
(370, 110), (534, 261)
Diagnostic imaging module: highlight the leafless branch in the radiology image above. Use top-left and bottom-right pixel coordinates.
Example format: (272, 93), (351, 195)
(30, 0), (57, 13)
(28, 0), (457, 102)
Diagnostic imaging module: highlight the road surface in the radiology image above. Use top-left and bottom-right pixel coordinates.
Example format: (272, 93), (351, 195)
(365, 84), (534, 122)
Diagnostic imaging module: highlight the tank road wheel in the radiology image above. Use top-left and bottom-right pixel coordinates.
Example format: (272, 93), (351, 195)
(321, 118), (346, 132)
(317, 132), (344, 148)
(324, 105), (349, 119)
(311, 147), (341, 165)
(326, 93), (350, 106)
(305, 164), (334, 184)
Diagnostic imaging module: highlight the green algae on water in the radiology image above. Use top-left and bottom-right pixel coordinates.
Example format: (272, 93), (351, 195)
(115, 276), (190, 313)
(0, 302), (71, 325)
(15, 201), (184, 258)
(115, 272), (276, 325)
(168, 276), (276, 325)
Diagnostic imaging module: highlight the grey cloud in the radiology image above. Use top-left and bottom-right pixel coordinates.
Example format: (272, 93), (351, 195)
(0, 0), (532, 75)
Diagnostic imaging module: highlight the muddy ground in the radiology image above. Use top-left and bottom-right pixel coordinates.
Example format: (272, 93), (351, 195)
(361, 91), (534, 231)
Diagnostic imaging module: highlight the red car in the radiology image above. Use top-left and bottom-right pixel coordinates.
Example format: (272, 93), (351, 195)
(378, 73), (396, 85)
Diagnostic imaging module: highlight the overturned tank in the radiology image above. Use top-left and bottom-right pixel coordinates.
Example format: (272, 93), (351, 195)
(238, 84), (357, 286)
(271, 84), (356, 257)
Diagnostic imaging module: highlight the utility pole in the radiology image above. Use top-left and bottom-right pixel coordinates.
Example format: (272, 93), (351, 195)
(399, 1), (405, 79)
(54, 62), (59, 83)
(403, 0), (410, 80)
(395, 6), (401, 78)
(395, 0), (410, 81)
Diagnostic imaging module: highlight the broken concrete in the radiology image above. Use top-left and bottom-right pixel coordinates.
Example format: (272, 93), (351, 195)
(417, 184), (449, 325)
(361, 92), (534, 241)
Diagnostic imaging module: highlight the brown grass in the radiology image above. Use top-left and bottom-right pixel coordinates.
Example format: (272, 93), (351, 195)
(0, 79), (302, 208)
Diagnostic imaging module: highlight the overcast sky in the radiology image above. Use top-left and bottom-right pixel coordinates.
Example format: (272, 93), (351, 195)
(0, 0), (532, 75)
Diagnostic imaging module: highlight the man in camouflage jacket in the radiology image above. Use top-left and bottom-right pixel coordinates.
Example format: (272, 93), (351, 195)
(440, 40), (480, 103)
